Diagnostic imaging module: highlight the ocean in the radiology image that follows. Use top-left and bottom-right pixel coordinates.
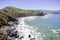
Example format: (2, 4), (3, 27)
(8, 14), (60, 40)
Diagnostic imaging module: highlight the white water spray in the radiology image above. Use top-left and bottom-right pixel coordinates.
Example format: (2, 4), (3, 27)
(8, 16), (44, 40)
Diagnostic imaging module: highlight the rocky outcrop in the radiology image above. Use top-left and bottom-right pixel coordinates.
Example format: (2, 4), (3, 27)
(0, 26), (8, 40)
(0, 12), (17, 40)
(0, 12), (17, 27)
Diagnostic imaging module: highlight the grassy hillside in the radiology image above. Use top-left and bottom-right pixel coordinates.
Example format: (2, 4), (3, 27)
(0, 6), (40, 14)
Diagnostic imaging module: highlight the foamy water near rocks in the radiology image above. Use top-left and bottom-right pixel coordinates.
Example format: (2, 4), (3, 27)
(7, 16), (44, 40)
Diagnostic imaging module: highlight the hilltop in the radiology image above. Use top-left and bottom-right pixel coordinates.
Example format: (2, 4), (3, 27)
(0, 6), (46, 17)
(0, 6), (39, 14)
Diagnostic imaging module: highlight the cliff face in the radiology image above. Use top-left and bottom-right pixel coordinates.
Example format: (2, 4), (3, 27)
(0, 12), (17, 27)
(0, 12), (18, 40)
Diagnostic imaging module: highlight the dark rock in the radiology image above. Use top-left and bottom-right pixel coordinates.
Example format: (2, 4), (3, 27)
(9, 31), (18, 37)
(7, 27), (19, 39)
(20, 36), (24, 39)
(8, 39), (11, 40)
(14, 35), (19, 38)
(28, 35), (31, 38)
(36, 12), (46, 16)
(0, 30), (8, 40)
(7, 16), (17, 22)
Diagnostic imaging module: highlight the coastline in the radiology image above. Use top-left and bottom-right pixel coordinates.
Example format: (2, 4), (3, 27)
(0, 11), (46, 40)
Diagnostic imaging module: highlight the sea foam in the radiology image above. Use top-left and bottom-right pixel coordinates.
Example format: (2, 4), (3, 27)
(8, 16), (44, 40)
(16, 17), (43, 40)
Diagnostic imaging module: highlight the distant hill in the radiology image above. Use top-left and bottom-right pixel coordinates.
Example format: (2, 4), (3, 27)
(0, 6), (60, 14)
(40, 10), (60, 14)
(0, 6), (40, 14)
(54, 10), (60, 14)
(0, 6), (46, 17)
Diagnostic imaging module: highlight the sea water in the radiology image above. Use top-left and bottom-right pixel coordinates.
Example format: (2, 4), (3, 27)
(8, 14), (60, 40)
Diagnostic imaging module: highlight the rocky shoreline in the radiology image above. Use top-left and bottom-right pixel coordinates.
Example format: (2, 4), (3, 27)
(0, 12), (18, 40)
(0, 11), (46, 40)
(7, 17), (38, 40)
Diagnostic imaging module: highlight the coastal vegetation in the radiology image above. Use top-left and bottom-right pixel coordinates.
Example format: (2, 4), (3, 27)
(0, 6), (40, 14)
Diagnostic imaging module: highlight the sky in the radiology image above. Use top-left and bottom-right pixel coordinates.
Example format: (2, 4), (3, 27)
(0, 0), (60, 10)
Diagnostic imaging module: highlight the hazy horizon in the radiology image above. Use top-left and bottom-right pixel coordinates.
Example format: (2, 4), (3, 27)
(0, 0), (60, 10)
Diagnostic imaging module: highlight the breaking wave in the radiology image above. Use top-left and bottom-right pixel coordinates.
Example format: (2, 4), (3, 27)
(7, 16), (44, 40)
